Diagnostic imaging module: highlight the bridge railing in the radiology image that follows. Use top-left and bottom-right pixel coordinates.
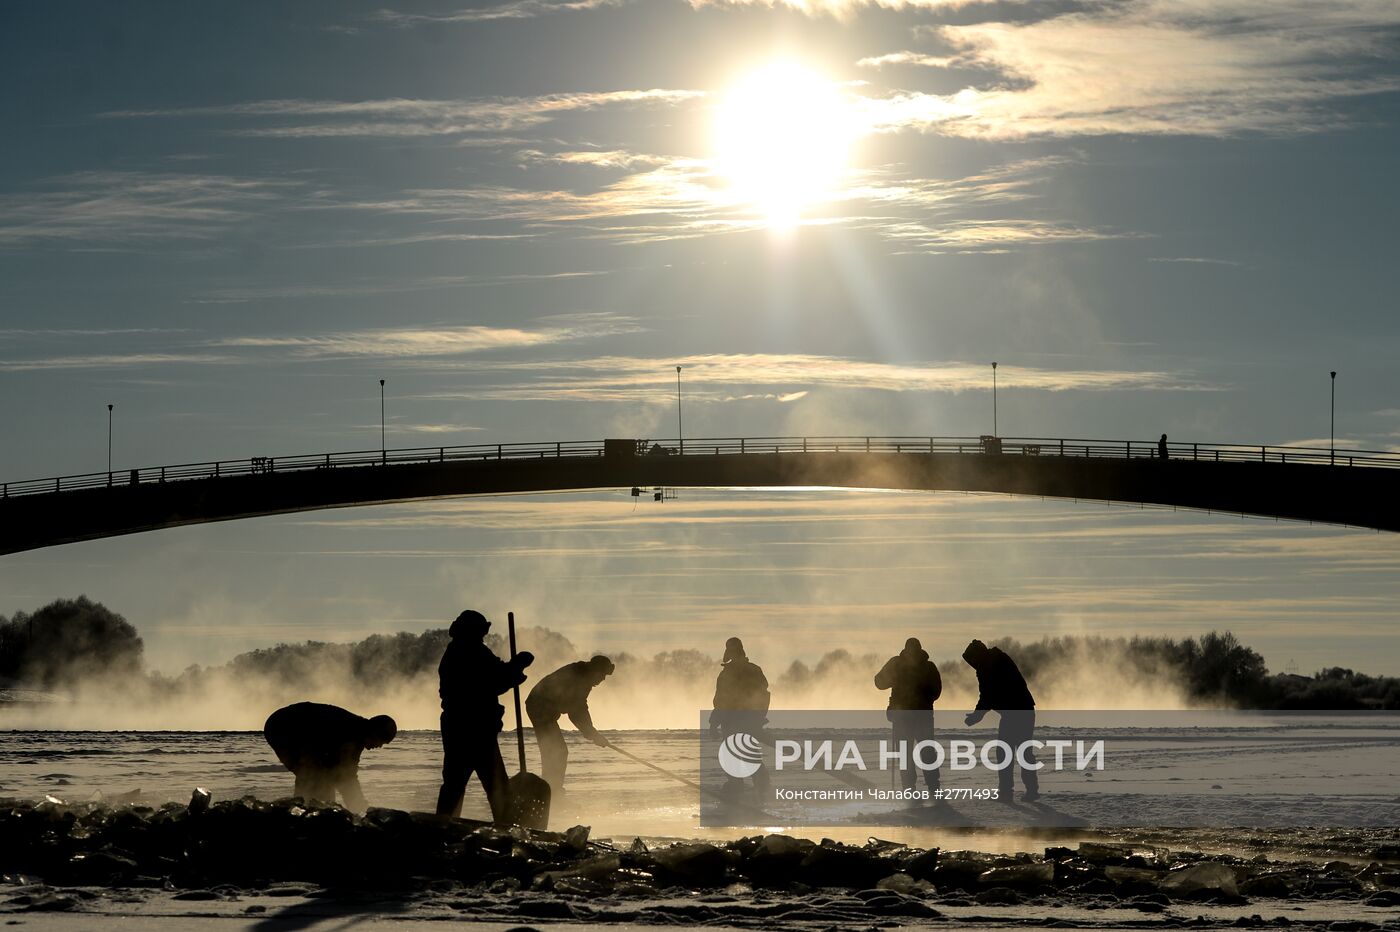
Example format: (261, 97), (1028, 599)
(3, 435), (1398, 499)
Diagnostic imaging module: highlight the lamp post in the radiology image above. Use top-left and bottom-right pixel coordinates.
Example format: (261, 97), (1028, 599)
(106, 403), (114, 478)
(676, 365), (683, 454)
(991, 362), (998, 437)
(379, 379), (386, 462)
(1330, 370), (1336, 465)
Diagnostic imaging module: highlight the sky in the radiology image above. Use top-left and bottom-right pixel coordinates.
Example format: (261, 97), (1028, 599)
(2, 0), (1399, 678)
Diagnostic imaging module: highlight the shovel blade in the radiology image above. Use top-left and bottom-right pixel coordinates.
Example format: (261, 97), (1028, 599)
(504, 771), (551, 830)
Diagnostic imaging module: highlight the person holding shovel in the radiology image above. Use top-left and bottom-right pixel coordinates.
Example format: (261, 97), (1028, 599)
(525, 655), (614, 797)
(435, 609), (534, 820)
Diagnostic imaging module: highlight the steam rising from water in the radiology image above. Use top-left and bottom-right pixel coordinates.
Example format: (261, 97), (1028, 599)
(3, 625), (1199, 731)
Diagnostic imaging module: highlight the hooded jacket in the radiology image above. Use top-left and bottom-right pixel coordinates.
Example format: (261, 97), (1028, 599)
(526, 661), (605, 738)
(713, 657), (771, 712)
(874, 645), (942, 711)
(963, 644), (1035, 711)
(438, 638), (528, 730)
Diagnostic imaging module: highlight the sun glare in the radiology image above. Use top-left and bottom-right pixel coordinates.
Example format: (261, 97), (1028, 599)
(715, 62), (856, 228)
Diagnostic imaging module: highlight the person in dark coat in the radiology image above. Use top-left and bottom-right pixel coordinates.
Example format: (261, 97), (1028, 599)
(435, 609), (534, 820)
(263, 701), (397, 811)
(525, 655), (614, 796)
(874, 637), (942, 796)
(961, 639), (1039, 801)
(711, 637), (771, 792)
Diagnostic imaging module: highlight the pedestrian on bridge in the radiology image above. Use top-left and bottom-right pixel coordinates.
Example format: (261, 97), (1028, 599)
(263, 701), (397, 811)
(1159, 434), (1169, 460)
(435, 609), (535, 820)
(525, 655), (614, 796)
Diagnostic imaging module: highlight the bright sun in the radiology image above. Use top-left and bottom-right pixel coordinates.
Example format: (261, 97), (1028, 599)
(714, 62), (856, 228)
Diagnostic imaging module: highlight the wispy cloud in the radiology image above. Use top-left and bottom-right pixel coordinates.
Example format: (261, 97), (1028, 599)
(0, 316), (639, 371)
(356, 422), (487, 434)
(856, 51), (958, 68)
(884, 218), (1133, 253)
(849, 0), (1400, 138)
(193, 270), (607, 304)
(1149, 256), (1245, 267)
(372, 0), (629, 24)
(348, 151), (1128, 249)
(689, 0), (982, 15)
(0, 353), (231, 372)
(416, 353), (1206, 399)
(216, 315), (639, 360)
(0, 172), (298, 246)
(102, 90), (703, 139)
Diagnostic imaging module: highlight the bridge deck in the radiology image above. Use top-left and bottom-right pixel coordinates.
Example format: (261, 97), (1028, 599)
(2, 436), (1398, 554)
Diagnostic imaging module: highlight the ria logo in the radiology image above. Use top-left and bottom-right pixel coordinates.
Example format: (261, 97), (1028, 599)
(718, 732), (764, 778)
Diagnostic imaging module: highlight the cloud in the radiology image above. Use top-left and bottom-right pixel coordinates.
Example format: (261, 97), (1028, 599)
(193, 270), (607, 303)
(883, 218), (1133, 253)
(214, 315), (640, 360)
(851, 0), (1400, 138)
(0, 316), (640, 371)
(103, 90), (704, 139)
(689, 0), (982, 15)
(415, 352), (1206, 399)
(372, 0), (629, 24)
(856, 52), (959, 68)
(0, 353), (231, 372)
(350, 151), (1128, 249)
(358, 422), (487, 434)
(1149, 256), (1245, 267)
(0, 172), (298, 246)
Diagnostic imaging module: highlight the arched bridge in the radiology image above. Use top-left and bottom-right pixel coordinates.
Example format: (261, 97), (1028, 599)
(2, 435), (1398, 555)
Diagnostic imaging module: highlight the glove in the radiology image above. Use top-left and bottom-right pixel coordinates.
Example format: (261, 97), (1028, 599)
(592, 733), (611, 748)
(514, 650), (535, 668)
(964, 710), (986, 727)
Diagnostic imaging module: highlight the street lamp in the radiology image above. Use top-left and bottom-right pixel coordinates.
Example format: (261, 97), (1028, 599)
(1330, 370), (1337, 465)
(379, 379), (386, 459)
(991, 362), (998, 437)
(106, 403), (114, 478)
(675, 366), (683, 454)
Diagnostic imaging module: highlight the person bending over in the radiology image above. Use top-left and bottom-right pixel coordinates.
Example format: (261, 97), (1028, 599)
(263, 701), (397, 811)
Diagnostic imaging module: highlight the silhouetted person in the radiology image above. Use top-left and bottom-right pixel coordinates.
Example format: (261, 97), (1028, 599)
(435, 609), (534, 820)
(875, 637), (942, 797)
(1158, 434), (1168, 460)
(525, 655), (614, 796)
(962, 639), (1039, 802)
(711, 637), (771, 793)
(263, 701), (397, 811)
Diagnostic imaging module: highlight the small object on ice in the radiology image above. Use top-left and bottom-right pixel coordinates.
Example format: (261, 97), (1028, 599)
(1211, 784), (1223, 789)
(1079, 842), (1168, 865)
(1159, 862), (1238, 897)
(878, 872), (934, 895)
(974, 886), (1023, 905)
(1105, 866), (1161, 885)
(563, 824), (590, 852)
(902, 847), (940, 881)
(650, 842), (733, 886)
(188, 788), (212, 816)
(978, 862), (1054, 888)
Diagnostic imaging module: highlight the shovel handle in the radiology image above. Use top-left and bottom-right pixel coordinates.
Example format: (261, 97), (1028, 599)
(509, 611), (526, 772)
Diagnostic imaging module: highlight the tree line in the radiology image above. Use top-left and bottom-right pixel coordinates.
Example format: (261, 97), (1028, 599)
(2, 597), (1397, 710)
